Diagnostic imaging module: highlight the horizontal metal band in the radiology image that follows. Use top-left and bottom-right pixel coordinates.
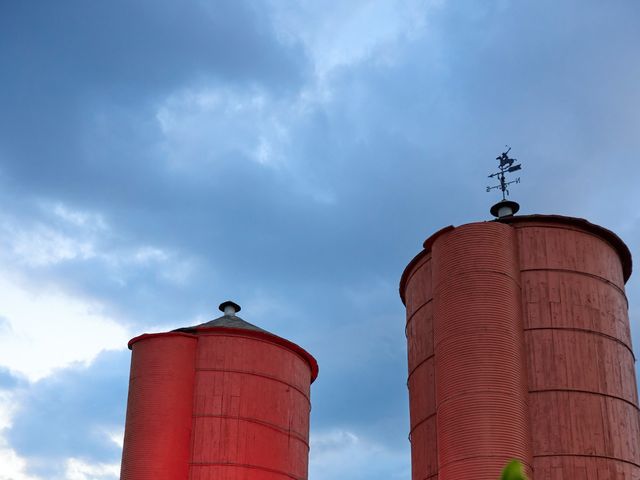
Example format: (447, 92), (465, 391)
(409, 411), (436, 440)
(520, 267), (627, 304)
(405, 298), (434, 336)
(191, 414), (309, 448)
(417, 472), (439, 480)
(529, 388), (639, 411)
(194, 367), (311, 405)
(407, 353), (435, 384)
(189, 462), (304, 480)
(438, 453), (533, 472)
(533, 453), (640, 469)
(524, 326), (635, 361)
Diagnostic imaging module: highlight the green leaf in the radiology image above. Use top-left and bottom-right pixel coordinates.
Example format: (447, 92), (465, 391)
(500, 460), (526, 480)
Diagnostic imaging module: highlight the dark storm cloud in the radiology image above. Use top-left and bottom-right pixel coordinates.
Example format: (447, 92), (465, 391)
(1, 1), (304, 91)
(0, 0), (308, 198)
(7, 350), (130, 477)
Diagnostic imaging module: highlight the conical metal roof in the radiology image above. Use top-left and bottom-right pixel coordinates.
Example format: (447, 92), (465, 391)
(185, 313), (267, 333)
(173, 300), (268, 334)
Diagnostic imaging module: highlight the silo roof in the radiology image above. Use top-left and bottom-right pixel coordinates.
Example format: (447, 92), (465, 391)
(173, 313), (267, 334)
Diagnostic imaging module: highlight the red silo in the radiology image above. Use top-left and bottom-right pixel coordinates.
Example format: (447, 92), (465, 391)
(400, 214), (640, 479)
(120, 301), (318, 480)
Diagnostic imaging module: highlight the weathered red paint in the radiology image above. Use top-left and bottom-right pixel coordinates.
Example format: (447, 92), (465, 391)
(120, 322), (317, 480)
(401, 214), (639, 479)
(190, 331), (312, 480)
(507, 217), (639, 478)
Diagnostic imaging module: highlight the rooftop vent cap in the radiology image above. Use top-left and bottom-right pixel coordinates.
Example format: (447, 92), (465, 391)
(219, 300), (241, 316)
(490, 199), (520, 218)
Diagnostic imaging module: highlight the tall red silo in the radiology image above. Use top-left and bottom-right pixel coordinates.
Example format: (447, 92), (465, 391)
(120, 301), (319, 480)
(400, 213), (640, 479)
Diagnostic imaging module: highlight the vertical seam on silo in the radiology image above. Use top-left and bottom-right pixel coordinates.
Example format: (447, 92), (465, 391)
(188, 336), (199, 480)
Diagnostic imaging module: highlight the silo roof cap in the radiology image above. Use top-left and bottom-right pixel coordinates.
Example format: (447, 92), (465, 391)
(184, 313), (267, 333)
(172, 301), (265, 333)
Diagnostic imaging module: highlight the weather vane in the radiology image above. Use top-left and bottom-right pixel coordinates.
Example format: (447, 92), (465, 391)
(486, 146), (522, 200)
(487, 146), (523, 218)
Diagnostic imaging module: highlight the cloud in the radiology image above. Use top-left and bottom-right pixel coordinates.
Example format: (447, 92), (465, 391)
(0, 367), (22, 391)
(269, 0), (435, 77)
(0, 444), (39, 480)
(0, 198), (199, 329)
(7, 350), (129, 478)
(64, 458), (119, 480)
(0, 0), (307, 96)
(0, 266), (129, 381)
(310, 428), (409, 480)
(156, 85), (294, 169)
(0, 0), (310, 215)
(0, 389), (39, 480)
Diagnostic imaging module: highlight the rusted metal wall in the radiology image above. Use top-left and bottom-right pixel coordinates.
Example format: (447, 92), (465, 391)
(120, 333), (197, 480)
(400, 214), (639, 479)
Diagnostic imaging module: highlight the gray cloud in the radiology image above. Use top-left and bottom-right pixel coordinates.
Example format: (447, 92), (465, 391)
(7, 350), (129, 477)
(0, 366), (22, 390)
(0, 0), (308, 203)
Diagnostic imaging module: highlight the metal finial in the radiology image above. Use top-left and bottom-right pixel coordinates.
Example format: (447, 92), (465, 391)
(219, 300), (241, 316)
(486, 146), (522, 200)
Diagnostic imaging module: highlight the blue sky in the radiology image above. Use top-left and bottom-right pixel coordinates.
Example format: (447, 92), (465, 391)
(1, 1), (639, 479)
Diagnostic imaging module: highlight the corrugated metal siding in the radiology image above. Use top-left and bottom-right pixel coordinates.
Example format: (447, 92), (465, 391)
(405, 254), (438, 480)
(432, 222), (532, 479)
(120, 334), (197, 480)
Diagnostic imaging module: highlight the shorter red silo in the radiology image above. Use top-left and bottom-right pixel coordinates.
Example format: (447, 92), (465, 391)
(120, 301), (318, 480)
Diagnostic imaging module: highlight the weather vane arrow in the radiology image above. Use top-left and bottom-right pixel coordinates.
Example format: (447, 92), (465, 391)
(487, 146), (522, 218)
